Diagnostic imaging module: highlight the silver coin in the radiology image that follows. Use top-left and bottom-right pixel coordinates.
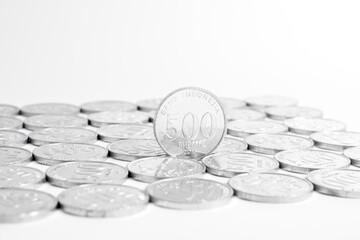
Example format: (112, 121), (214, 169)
(58, 184), (148, 217)
(80, 100), (137, 114)
(219, 97), (246, 109)
(227, 120), (288, 137)
(88, 111), (149, 127)
(0, 104), (20, 116)
(245, 133), (314, 154)
(146, 178), (233, 210)
(137, 98), (162, 112)
(21, 103), (80, 116)
(154, 87), (226, 159)
(97, 124), (155, 142)
(0, 188), (57, 223)
(275, 149), (350, 173)
(0, 130), (28, 146)
(343, 147), (360, 167)
(245, 95), (297, 108)
(108, 139), (165, 161)
(46, 161), (128, 188)
(284, 118), (346, 135)
(0, 146), (32, 165)
(308, 169), (360, 198)
(0, 166), (45, 188)
(229, 172), (313, 203)
(29, 127), (97, 146)
(24, 114), (88, 131)
(127, 157), (205, 183)
(213, 136), (248, 153)
(33, 143), (108, 166)
(265, 106), (323, 120)
(225, 108), (266, 121)
(148, 110), (156, 122)
(202, 152), (279, 177)
(311, 131), (360, 151)
(0, 116), (23, 130)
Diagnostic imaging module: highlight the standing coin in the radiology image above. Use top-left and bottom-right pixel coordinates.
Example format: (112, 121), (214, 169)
(219, 97), (246, 109)
(225, 108), (266, 121)
(0, 166), (45, 188)
(154, 87), (226, 159)
(311, 131), (360, 151)
(33, 143), (108, 166)
(213, 136), (248, 153)
(0, 104), (20, 116)
(58, 184), (149, 218)
(0, 188), (57, 223)
(229, 172), (313, 203)
(127, 157), (205, 183)
(146, 178), (233, 210)
(0, 116), (23, 129)
(29, 127), (97, 146)
(343, 147), (360, 167)
(46, 161), (128, 188)
(284, 118), (346, 135)
(245, 95), (297, 108)
(275, 149), (350, 173)
(97, 124), (155, 142)
(137, 98), (162, 112)
(0, 130), (28, 146)
(21, 103), (80, 116)
(202, 152), (279, 177)
(227, 120), (288, 137)
(88, 111), (149, 127)
(24, 115), (87, 131)
(80, 100), (137, 114)
(0, 146), (32, 165)
(245, 134), (314, 154)
(265, 106), (323, 120)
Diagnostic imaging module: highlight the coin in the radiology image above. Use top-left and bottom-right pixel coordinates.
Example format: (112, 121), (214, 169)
(58, 184), (148, 217)
(245, 95), (297, 108)
(225, 108), (266, 121)
(0, 130), (28, 146)
(245, 133), (314, 154)
(0, 146), (32, 165)
(219, 97), (246, 109)
(148, 110), (156, 122)
(275, 149), (350, 173)
(137, 98), (162, 112)
(308, 169), (360, 198)
(24, 114), (88, 131)
(0, 166), (45, 188)
(311, 131), (360, 151)
(227, 120), (288, 137)
(0, 188), (57, 223)
(88, 111), (149, 127)
(0, 116), (23, 130)
(213, 136), (248, 153)
(154, 87), (226, 159)
(265, 106), (323, 120)
(146, 178), (233, 210)
(0, 104), (20, 116)
(284, 118), (346, 135)
(46, 161), (128, 188)
(108, 139), (165, 161)
(80, 100), (137, 114)
(202, 152), (279, 177)
(343, 147), (360, 167)
(29, 127), (97, 146)
(21, 103), (80, 116)
(97, 124), (155, 142)
(33, 143), (108, 166)
(127, 157), (205, 183)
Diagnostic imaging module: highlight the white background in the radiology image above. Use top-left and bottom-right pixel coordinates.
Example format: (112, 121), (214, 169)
(1, 1), (360, 240)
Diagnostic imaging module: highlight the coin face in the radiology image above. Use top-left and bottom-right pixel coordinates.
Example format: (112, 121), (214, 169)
(229, 172), (313, 203)
(154, 87), (226, 159)
(245, 134), (314, 154)
(0, 146), (32, 165)
(146, 178), (233, 210)
(108, 139), (165, 161)
(0, 104), (19, 116)
(308, 169), (360, 198)
(275, 149), (350, 173)
(343, 147), (360, 167)
(80, 100), (137, 114)
(0, 166), (45, 188)
(225, 108), (266, 121)
(88, 111), (149, 127)
(127, 157), (205, 183)
(97, 124), (155, 142)
(311, 131), (360, 151)
(213, 136), (248, 153)
(227, 120), (288, 137)
(0, 130), (28, 146)
(21, 103), (80, 116)
(33, 143), (108, 165)
(137, 98), (162, 112)
(219, 97), (246, 109)
(0, 188), (57, 223)
(0, 116), (23, 130)
(284, 118), (346, 135)
(29, 127), (97, 146)
(202, 152), (279, 177)
(265, 106), (323, 120)
(24, 115), (88, 131)
(245, 95), (297, 108)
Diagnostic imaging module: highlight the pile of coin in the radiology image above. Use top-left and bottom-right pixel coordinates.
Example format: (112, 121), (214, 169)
(1, 87), (360, 222)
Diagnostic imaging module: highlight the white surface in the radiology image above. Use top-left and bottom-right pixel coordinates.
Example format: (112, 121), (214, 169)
(1, 0), (360, 239)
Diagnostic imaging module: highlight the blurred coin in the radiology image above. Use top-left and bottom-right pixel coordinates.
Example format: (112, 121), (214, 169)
(154, 87), (226, 159)
(24, 114), (87, 131)
(98, 124), (155, 142)
(0, 116), (23, 130)
(46, 161), (128, 188)
(265, 106), (323, 120)
(343, 147), (360, 167)
(80, 100), (137, 114)
(127, 157), (205, 183)
(0, 104), (20, 116)
(0, 166), (44, 188)
(225, 108), (265, 121)
(21, 103), (79, 116)
(245, 95), (297, 108)
(229, 172), (313, 203)
(0, 130), (28, 146)
(0, 146), (32, 165)
(146, 178), (233, 210)
(58, 184), (148, 218)
(284, 118), (346, 135)
(88, 111), (149, 127)
(219, 97), (246, 109)
(148, 110), (156, 122)
(227, 120), (288, 137)
(0, 188), (57, 223)
(213, 136), (248, 153)
(275, 149), (350, 173)
(137, 98), (162, 112)
(311, 131), (360, 151)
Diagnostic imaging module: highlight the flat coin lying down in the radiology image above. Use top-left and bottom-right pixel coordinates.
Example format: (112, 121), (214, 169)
(24, 114), (87, 130)
(0, 146), (32, 165)
(80, 100), (137, 114)
(88, 111), (149, 127)
(311, 131), (360, 151)
(97, 124), (155, 142)
(0, 130), (28, 147)
(0, 116), (23, 130)
(0, 166), (45, 188)
(21, 103), (80, 116)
